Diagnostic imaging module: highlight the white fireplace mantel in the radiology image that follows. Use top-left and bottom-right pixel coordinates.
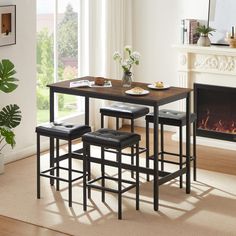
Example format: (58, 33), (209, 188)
(173, 44), (236, 87)
(173, 44), (236, 150)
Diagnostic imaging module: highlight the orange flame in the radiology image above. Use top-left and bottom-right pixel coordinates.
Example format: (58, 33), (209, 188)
(198, 110), (236, 134)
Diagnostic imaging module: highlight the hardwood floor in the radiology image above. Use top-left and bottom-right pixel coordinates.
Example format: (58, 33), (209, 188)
(132, 126), (236, 176)
(131, 127), (236, 175)
(0, 216), (70, 236)
(0, 126), (235, 235)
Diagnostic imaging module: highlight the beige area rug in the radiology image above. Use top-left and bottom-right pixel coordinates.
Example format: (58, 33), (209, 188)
(0, 144), (236, 236)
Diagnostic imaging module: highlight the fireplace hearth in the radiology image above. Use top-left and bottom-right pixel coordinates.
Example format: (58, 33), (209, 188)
(194, 83), (236, 142)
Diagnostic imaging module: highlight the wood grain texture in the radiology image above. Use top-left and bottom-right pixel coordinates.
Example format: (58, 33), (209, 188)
(0, 216), (70, 236)
(48, 77), (192, 106)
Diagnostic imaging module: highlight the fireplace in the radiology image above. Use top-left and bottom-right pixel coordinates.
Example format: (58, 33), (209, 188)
(194, 83), (236, 142)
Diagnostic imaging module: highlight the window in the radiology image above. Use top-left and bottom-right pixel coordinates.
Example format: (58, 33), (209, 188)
(36, 0), (84, 124)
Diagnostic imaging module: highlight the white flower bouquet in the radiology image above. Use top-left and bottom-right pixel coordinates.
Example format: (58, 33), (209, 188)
(113, 45), (141, 74)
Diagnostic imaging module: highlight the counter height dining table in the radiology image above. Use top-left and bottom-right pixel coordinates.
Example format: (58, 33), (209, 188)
(48, 76), (193, 211)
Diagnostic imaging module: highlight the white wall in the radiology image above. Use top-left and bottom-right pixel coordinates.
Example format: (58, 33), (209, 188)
(132, 0), (209, 93)
(0, 0), (36, 162)
(178, 0), (209, 20)
(132, 0), (180, 87)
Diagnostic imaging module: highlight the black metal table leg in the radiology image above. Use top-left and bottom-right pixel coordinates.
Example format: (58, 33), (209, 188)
(160, 124), (164, 171)
(136, 142), (139, 211)
(83, 142), (87, 211)
(131, 119), (134, 178)
(85, 96), (89, 126)
(118, 149), (122, 220)
(186, 93), (191, 194)
(146, 119), (150, 181)
(179, 127), (183, 189)
(153, 105), (159, 211)
(37, 133), (40, 199)
(85, 96), (91, 199)
(193, 121), (197, 181)
(56, 138), (60, 191)
(49, 88), (55, 186)
(68, 139), (72, 207)
(101, 147), (105, 202)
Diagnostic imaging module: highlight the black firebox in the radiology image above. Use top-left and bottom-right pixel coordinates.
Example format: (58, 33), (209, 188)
(194, 83), (236, 142)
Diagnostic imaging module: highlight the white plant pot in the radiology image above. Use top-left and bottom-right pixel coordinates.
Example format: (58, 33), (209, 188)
(197, 34), (211, 47)
(0, 154), (5, 174)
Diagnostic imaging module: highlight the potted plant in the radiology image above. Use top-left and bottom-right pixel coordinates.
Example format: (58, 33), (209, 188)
(196, 24), (216, 46)
(0, 59), (21, 174)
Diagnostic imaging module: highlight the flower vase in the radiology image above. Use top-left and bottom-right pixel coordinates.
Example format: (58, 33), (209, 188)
(122, 71), (132, 87)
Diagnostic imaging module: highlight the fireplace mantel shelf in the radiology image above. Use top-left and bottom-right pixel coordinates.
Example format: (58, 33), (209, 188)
(173, 44), (236, 56)
(173, 44), (236, 77)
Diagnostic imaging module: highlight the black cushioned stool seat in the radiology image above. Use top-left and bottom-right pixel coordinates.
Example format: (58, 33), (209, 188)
(36, 122), (91, 207)
(82, 128), (140, 220)
(100, 103), (149, 177)
(36, 123), (91, 140)
(145, 109), (197, 187)
(145, 109), (197, 126)
(100, 103), (149, 119)
(82, 128), (140, 149)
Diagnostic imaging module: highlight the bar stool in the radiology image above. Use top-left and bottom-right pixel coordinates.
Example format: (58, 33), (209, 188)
(145, 109), (197, 187)
(82, 128), (140, 220)
(36, 122), (91, 207)
(100, 103), (149, 176)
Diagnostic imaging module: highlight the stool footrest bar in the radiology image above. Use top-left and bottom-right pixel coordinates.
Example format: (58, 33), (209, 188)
(87, 176), (136, 194)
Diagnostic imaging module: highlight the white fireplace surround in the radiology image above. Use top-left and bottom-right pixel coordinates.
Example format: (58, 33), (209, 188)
(174, 45), (236, 151)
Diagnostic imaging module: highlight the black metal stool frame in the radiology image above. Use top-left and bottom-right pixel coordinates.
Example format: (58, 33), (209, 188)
(83, 141), (140, 220)
(36, 133), (85, 207)
(101, 112), (146, 178)
(146, 116), (197, 188)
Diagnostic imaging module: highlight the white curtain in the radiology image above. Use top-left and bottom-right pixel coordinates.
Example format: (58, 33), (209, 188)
(79, 0), (133, 130)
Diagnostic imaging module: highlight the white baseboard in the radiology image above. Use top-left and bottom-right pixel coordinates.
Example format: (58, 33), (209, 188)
(172, 132), (236, 151)
(4, 139), (52, 164)
(5, 125), (95, 164)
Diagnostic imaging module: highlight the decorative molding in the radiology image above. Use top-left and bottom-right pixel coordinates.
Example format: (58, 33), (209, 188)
(179, 54), (187, 66)
(173, 44), (236, 57)
(193, 55), (236, 72)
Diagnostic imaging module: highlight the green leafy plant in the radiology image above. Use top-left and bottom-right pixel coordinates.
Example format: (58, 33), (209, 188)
(196, 24), (216, 36)
(0, 59), (21, 153)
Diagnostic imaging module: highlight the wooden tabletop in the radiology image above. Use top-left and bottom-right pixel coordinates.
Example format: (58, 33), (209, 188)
(48, 76), (192, 106)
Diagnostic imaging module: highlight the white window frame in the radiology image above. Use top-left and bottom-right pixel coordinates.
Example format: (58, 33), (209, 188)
(37, 0), (85, 125)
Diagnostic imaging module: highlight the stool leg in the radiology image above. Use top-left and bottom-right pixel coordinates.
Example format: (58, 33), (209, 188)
(146, 120), (150, 181)
(88, 145), (91, 199)
(50, 137), (55, 186)
(37, 134), (40, 199)
(118, 149), (122, 220)
(56, 138), (60, 191)
(116, 117), (119, 130)
(115, 118), (120, 162)
(136, 143), (140, 211)
(101, 146), (105, 202)
(160, 124), (164, 171)
(179, 127), (183, 189)
(68, 140), (72, 207)
(83, 142), (87, 211)
(101, 114), (104, 128)
(131, 119), (134, 178)
(193, 121), (197, 181)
